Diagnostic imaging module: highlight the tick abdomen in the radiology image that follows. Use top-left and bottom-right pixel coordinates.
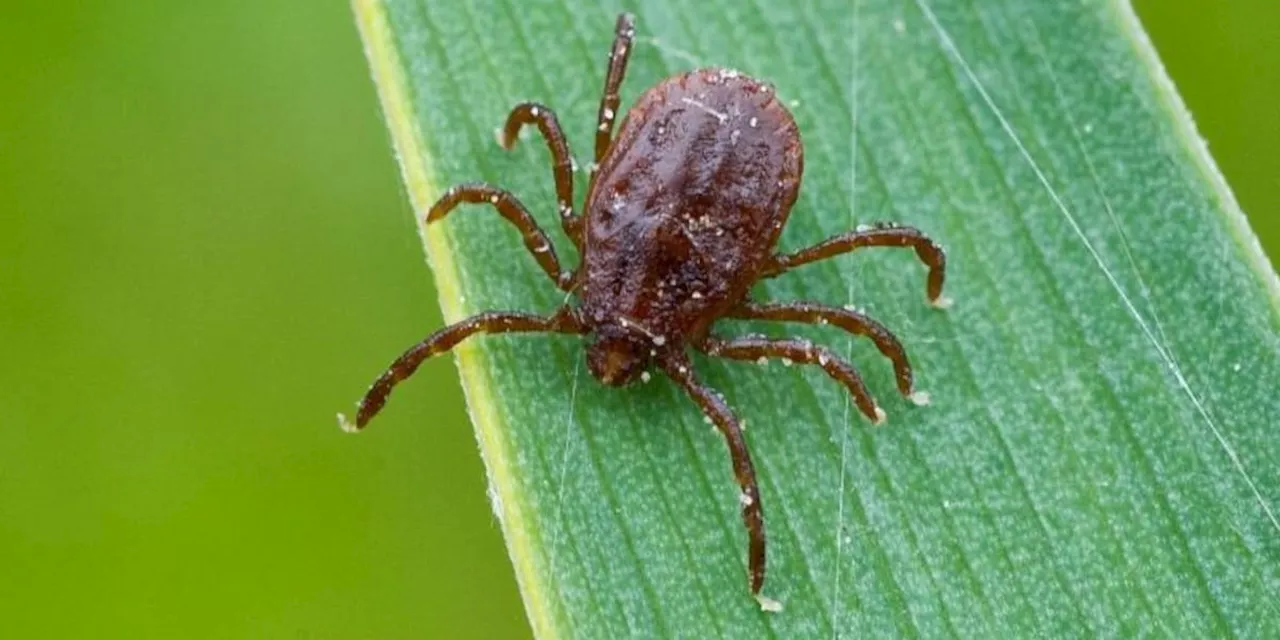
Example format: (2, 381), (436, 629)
(582, 68), (804, 343)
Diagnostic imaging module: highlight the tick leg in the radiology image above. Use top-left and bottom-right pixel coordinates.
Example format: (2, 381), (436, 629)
(701, 335), (883, 423)
(660, 352), (768, 596)
(728, 301), (916, 398)
(762, 224), (948, 304)
(499, 102), (582, 250)
(341, 308), (582, 431)
(593, 13), (636, 168)
(428, 183), (574, 290)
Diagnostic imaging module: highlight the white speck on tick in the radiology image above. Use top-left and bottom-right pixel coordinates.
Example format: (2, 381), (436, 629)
(740, 492), (754, 507)
(653, 335), (666, 346)
(530, 105), (540, 116)
(681, 97), (728, 123)
(598, 121), (609, 131)
(603, 107), (614, 120)
(730, 129), (741, 145)
(489, 194), (499, 204)
(692, 291), (703, 299)
(749, 117), (758, 128)
(641, 371), (652, 383)
(757, 356), (768, 366)
(818, 353), (830, 366)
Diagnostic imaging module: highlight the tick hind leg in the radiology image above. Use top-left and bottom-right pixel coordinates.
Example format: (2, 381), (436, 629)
(729, 300), (919, 400)
(701, 335), (884, 424)
(340, 308), (582, 431)
(592, 13), (636, 168)
(762, 223), (949, 305)
(427, 184), (574, 290)
(499, 102), (583, 250)
(660, 353), (774, 606)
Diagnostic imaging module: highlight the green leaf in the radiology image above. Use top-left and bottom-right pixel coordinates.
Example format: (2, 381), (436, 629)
(353, 0), (1280, 636)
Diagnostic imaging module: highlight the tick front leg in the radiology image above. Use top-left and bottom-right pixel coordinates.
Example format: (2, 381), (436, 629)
(728, 301), (917, 399)
(762, 223), (948, 305)
(701, 336), (883, 424)
(341, 308), (582, 431)
(592, 13), (636, 169)
(500, 102), (582, 250)
(428, 183), (574, 290)
(660, 353), (772, 604)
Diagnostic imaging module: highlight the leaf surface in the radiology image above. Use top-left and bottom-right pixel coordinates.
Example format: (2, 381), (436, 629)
(354, 0), (1280, 636)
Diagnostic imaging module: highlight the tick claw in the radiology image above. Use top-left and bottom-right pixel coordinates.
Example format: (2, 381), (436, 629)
(930, 295), (954, 310)
(909, 390), (931, 406)
(873, 406), (887, 425)
(755, 594), (784, 613)
(338, 413), (360, 433)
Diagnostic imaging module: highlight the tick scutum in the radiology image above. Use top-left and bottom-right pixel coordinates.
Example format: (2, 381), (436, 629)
(581, 67), (803, 352)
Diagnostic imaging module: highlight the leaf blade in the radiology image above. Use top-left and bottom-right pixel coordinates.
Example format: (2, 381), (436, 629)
(355, 0), (1280, 636)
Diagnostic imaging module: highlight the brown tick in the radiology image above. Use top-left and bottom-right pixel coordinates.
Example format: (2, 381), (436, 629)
(341, 13), (947, 608)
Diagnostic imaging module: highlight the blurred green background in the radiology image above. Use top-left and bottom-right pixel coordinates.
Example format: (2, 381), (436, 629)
(0, 1), (1275, 637)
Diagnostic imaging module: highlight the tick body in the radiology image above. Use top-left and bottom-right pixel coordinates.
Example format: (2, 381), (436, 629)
(343, 13), (947, 608)
(581, 66), (802, 385)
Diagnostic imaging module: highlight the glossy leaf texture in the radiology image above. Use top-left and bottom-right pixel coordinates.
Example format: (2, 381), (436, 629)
(354, 0), (1280, 636)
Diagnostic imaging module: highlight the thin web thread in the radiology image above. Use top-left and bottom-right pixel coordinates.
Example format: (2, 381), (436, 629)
(914, 0), (1280, 535)
(831, 1), (861, 637)
(547, 357), (584, 581)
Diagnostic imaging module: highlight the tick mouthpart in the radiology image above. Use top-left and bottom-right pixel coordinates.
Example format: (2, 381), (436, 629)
(587, 331), (651, 386)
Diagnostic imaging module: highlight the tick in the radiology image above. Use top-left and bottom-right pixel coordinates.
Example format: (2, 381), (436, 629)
(341, 13), (947, 608)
